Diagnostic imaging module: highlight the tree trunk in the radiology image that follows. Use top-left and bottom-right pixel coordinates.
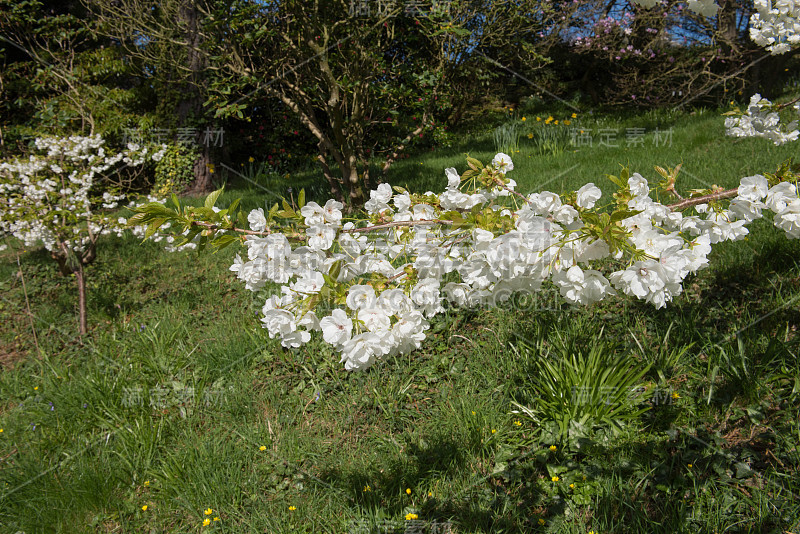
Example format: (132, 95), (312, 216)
(186, 143), (214, 195)
(178, 0), (213, 195)
(75, 262), (87, 336)
(717, 0), (740, 54)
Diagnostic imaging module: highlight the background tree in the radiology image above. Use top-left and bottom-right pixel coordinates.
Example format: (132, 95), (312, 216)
(0, 0), (146, 152)
(83, 0), (220, 194)
(204, 0), (575, 206)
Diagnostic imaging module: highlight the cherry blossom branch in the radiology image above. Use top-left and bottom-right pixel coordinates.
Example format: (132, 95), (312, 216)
(493, 177), (532, 205)
(340, 219), (453, 233)
(667, 188), (738, 211)
(190, 220), (271, 236)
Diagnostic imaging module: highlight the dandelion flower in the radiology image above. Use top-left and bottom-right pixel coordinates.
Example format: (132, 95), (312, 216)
(144, 480), (149, 487)
(672, 392), (680, 400)
(142, 505), (148, 511)
(491, 429), (497, 434)
(213, 517), (220, 522)
(514, 421), (522, 426)
(204, 508), (213, 515)
(569, 483), (575, 489)
(259, 445), (267, 451)
(549, 445), (557, 451)
(406, 488), (412, 495)
(538, 518), (546, 525)
(521, 117), (527, 122)
(249, 156), (255, 163)
(405, 513), (419, 520)
(289, 506), (296, 511)
(202, 518), (210, 526)
(688, 464), (693, 468)
(363, 485), (371, 492)
(571, 113), (577, 118)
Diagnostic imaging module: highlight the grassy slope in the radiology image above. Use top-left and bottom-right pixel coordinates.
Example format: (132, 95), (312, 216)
(0, 107), (799, 533)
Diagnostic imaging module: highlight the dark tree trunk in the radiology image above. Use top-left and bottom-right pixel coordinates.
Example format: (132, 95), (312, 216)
(178, 1), (214, 195)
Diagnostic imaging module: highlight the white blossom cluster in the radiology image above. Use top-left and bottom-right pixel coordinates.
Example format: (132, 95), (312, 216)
(750, 0), (800, 54)
(0, 135), (167, 256)
(725, 94), (800, 146)
(229, 153), (800, 371)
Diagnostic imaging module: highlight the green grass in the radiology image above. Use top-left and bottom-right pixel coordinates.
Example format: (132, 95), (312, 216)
(1, 105), (800, 533)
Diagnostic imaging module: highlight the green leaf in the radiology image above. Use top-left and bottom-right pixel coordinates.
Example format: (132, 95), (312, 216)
(466, 156), (483, 170)
(297, 189), (306, 209)
(228, 197), (241, 213)
(212, 234), (239, 252)
(609, 209), (643, 223)
(144, 218), (166, 240)
(204, 188), (224, 210)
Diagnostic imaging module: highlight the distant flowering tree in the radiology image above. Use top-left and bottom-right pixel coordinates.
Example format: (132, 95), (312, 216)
(0, 135), (167, 334)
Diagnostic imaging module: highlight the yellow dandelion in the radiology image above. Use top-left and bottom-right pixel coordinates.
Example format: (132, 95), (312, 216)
(538, 518), (546, 525)
(363, 485), (371, 492)
(549, 445), (557, 451)
(551, 476), (559, 482)
(144, 480), (149, 487)
(571, 113), (577, 118)
(249, 156), (255, 163)
(527, 133), (533, 139)
(0, 429), (3, 433)
(491, 429), (497, 434)
(213, 517), (220, 522)
(514, 420), (522, 426)
(536, 116), (542, 121)
(406, 488), (412, 495)
(569, 483), (575, 489)
(563, 120), (571, 125)
(471, 411), (476, 415)
(204, 508), (213, 515)
(34, 386), (39, 390)
(202, 518), (210, 527)
(554, 120), (559, 125)
(428, 492), (433, 497)
(405, 513), (419, 520)
(521, 117), (527, 122)
(289, 506), (296, 511)
(688, 464), (693, 468)
(259, 445), (266, 451)
(142, 505), (148, 511)
(672, 392), (680, 400)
